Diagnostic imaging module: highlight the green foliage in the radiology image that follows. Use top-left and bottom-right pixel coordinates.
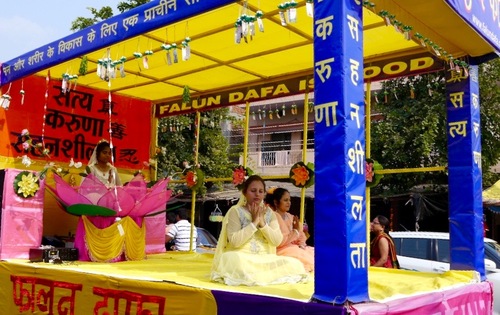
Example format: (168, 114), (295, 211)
(71, 1), (151, 31)
(371, 72), (450, 194)
(117, 0), (151, 13)
(371, 61), (500, 194)
(71, 7), (114, 31)
(479, 59), (500, 187)
(156, 108), (238, 193)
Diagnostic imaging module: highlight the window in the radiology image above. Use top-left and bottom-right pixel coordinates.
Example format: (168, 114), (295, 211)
(435, 239), (450, 263)
(397, 238), (430, 260)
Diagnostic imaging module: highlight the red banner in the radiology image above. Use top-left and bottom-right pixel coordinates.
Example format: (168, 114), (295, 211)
(0, 75), (152, 170)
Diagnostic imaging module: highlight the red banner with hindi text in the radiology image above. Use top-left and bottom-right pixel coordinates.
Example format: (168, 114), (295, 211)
(0, 75), (151, 170)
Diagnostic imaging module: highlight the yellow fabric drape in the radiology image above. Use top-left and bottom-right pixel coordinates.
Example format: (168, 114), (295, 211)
(82, 216), (146, 262)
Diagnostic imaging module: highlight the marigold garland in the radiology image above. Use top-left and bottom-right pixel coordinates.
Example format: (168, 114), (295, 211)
(233, 165), (254, 190)
(289, 162), (314, 188)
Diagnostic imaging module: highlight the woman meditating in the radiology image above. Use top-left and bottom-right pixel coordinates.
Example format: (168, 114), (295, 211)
(87, 139), (122, 188)
(211, 175), (308, 286)
(266, 187), (314, 272)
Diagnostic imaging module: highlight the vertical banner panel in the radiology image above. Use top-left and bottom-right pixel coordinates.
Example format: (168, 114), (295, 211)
(313, 0), (368, 303)
(446, 65), (485, 279)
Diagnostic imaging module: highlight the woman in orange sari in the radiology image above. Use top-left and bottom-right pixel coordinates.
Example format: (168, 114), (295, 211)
(266, 188), (314, 272)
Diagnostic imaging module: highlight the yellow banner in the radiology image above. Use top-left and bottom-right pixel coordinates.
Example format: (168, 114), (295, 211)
(155, 53), (443, 118)
(0, 259), (217, 315)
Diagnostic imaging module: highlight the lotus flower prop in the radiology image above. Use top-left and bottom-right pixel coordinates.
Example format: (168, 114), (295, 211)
(48, 173), (172, 217)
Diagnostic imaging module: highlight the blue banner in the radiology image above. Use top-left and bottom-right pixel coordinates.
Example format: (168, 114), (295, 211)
(445, 0), (500, 52)
(313, 0), (367, 304)
(0, 0), (235, 86)
(446, 65), (485, 280)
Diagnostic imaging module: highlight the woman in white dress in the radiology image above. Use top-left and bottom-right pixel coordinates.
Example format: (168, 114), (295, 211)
(87, 139), (122, 188)
(211, 175), (308, 286)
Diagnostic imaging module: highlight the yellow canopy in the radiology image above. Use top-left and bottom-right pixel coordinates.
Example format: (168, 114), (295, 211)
(1, 0), (497, 105)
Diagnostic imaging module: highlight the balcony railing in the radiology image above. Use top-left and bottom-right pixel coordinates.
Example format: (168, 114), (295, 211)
(257, 150), (314, 167)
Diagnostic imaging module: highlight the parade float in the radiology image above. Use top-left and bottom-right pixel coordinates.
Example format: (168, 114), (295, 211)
(0, 0), (497, 314)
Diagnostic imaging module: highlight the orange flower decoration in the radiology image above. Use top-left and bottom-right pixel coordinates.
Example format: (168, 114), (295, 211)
(291, 165), (310, 187)
(232, 165), (253, 190)
(185, 170), (197, 188)
(289, 162), (314, 188)
(232, 167), (246, 186)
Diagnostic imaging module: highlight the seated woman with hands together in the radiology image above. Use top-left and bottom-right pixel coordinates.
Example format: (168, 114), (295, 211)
(87, 140), (122, 188)
(266, 188), (314, 272)
(211, 175), (308, 286)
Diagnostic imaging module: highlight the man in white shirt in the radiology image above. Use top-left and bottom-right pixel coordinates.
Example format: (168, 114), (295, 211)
(165, 208), (197, 251)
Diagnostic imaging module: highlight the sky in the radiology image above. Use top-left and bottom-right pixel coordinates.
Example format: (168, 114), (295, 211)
(0, 0), (122, 62)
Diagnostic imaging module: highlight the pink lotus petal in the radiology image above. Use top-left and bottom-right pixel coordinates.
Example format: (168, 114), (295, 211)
(149, 178), (169, 194)
(97, 187), (136, 216)
(123, 174), (147, 201)
(131, 189), (172, 217)
(79, 174), (109, 204)
(53, 174), (92, 205)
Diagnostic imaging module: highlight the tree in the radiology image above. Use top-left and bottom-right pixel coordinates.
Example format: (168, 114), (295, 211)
(478, 58), (500, 187)
(370, 60), (500, 195)
(71, 1), (151, 31)
(156, 108), (241, 194)
(370, 72), (448, 195)
(71, 7), (114, 31)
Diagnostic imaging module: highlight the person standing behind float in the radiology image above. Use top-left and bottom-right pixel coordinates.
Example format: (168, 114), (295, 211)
(265, 187), (314, 272)
(211, 175), (308, 286)
(370, 215), (399, 268)
(165, 208), (197, 251)
(87, 139), (122, 187)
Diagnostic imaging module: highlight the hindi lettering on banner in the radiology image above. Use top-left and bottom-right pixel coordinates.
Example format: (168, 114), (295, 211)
(66, 114), (105, 137)
(14, 59), (25, 71)
(448, 121), (468, 138)
(11, 275), (82, 315)
(350, 103), (361, 128)
(315, 58), (335, 83)
(28, 51), (44, 66)
(60, 134), (95, 160)
(346, 15), (360, 42)
(93, 287), (165, 315)
(87, 29), (97, 43)
(315, 15), (334, 40)
(350, 243), (367, 269)
(100, 22), (118, 38)
(350, 59), (360, 86)
(472, 92), (479, 109)
(58, 37), (83, 54)
(350, 195), (364, 221)
(473, 121), (480, 137)
(144, 0), (177, 21)
(123, 14), (140, 31)
(347, 140), (365, 174)
(473, 151), (482, 170)
(2, 64), (11, 76)
(315, 102), (338, 127)
(449, 91), (464, 108)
